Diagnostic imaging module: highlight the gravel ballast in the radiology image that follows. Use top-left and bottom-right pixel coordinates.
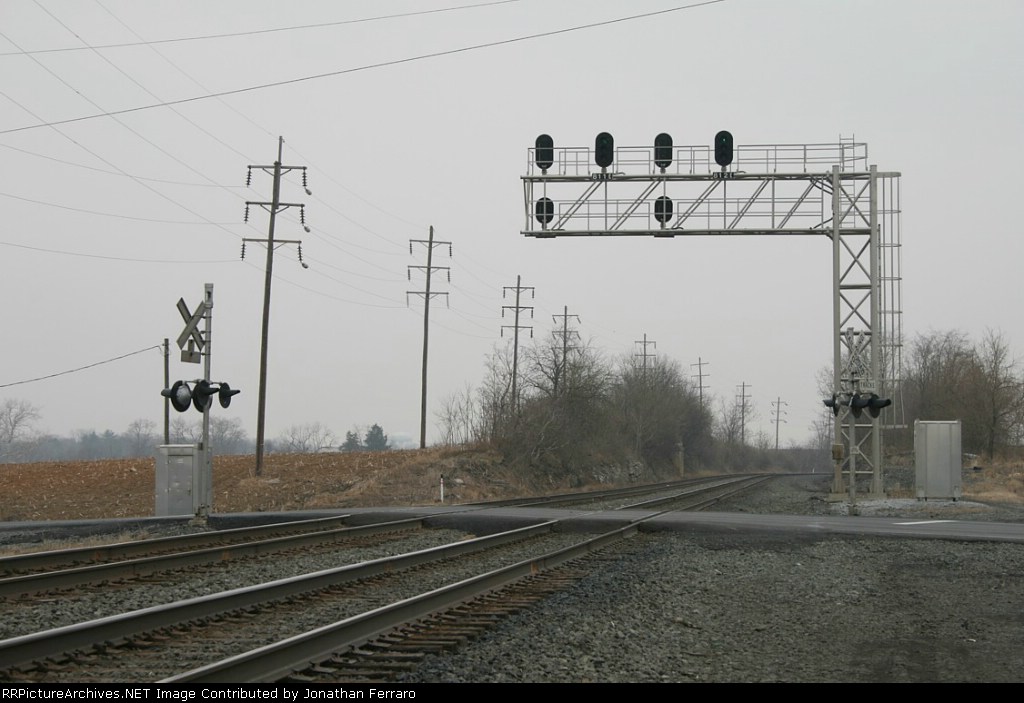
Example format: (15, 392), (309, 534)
(395, 473), (1024, 683)
(4, 472), (1023, 683)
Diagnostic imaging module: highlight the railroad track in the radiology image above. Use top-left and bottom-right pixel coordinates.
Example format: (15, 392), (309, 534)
(0, 474), (775, 683)
(0, 516), (432, 598)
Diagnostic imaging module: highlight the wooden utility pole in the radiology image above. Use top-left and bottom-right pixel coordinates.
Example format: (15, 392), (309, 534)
(408, 226), (451, 448)
(162, 338), (170, 444)
(244, 137), (308, 476)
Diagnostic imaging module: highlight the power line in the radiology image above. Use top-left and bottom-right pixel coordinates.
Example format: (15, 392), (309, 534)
(0, 345), (161, 388)
(0, 1), (726, 136)
(2, 1), (525, 56)
(0, 190), (235, 225)
(0, 239), (235, 264)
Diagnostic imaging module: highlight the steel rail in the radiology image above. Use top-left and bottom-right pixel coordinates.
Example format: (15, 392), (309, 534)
(0, 521), (557, 672)
(0, 514), (354, 574)
(615, 475), (774, 511)
(0, 517), (426, 599)
(466, 476), (724, 508)
(163, 523), (642, 683)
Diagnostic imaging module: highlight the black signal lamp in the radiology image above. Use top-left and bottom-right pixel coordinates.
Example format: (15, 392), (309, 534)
(218, 383), (241, 409)
(715, 130), (734, 167)
(595, 132), (615, 168)
(161, 381), (192, 413)
(535, 134), (554, 172)
(866, 394), (892, 418)
(535, 197), (554, 225)
(654, 196), (673, 224)
(654, 133), (673, 170)
(191, 379), (219, 413)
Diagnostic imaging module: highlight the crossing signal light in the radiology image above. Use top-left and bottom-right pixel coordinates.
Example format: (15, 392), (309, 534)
(191, 380), (219, 413)
(823, 393), (842, 417)
(715, 130), (734, 167)
(654, 133), (673, 171)
(162, 381), (192, 413)
(848, 393), (892, 419)
(218, 383), (241, 409)
(849, 393), (869, 418)
(865, 393), (891, 419)
(654, 196), (673, 224)
(535, 197), (554, 225)
(162, 380), (240, 413)
(595, 132), (614, 168)
(535, 134), (554, 172)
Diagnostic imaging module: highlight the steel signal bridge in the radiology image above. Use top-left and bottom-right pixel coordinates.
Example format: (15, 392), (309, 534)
(521, 134), (903, 498)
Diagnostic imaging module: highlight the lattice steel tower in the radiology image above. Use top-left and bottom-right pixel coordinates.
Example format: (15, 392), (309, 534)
(521, 133), (902, 497)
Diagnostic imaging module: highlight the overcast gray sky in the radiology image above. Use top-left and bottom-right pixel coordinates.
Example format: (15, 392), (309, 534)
(1, 0), (1021, 450)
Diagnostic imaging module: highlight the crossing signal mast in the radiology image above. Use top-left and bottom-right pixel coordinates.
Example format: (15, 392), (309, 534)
(160, 284), (240, 517)
(522, 132), (903, 498)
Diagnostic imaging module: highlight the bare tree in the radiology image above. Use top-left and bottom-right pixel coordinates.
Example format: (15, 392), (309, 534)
(277, 423), (336, 453)
(475, 343), (516, 443)
(126, 418), (157, 457)
(170, 416), (201, 444)
(969, 329), (1024, 459)
(211, 416), (249, 455)
(435, 383), (477, 446)
(0, 398), (41, 462)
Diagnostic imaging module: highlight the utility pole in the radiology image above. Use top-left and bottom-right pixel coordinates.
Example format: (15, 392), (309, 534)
(501, 275), (534, 414)
(771, 396), (788, 451)
(736, 382), (752, 445)
(244, 136), (309, 476)
(408, 226), (451, 449)
(691, 357), (710, 409)
(162, 338), (170, 445)
(551, 306), (580, 396)
(634, 334), (657, 378)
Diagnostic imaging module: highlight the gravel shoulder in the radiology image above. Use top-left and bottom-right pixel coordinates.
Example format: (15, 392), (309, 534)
(397, 473), (1024, 683)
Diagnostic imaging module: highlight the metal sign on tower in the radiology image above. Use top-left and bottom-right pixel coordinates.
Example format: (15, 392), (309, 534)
(175, 295), (207, 364)
(521, 133), (903, 499)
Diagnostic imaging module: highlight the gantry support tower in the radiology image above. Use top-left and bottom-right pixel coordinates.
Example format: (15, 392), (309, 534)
(521, 137), (902, 497)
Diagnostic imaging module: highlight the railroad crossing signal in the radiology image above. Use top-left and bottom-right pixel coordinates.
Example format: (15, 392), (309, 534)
(175, 297), (207, 364)
(823, 392), (891, 419)
(161, 380), (241, 414)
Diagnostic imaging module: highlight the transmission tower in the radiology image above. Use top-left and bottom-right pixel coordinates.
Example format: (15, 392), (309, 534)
(501, 275), (534, 413)
(407, 226), (451, 449)
(736, 382), (752, 445)
(691, 357), (710, 409)
(771, 397), (788, 451)
(551, 306), (580, 396)
(634, 334), (657, 378)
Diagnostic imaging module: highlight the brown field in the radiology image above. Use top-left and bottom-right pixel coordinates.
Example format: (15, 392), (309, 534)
(1, 448), (1021, 524)
(0, 447), (537, 523)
